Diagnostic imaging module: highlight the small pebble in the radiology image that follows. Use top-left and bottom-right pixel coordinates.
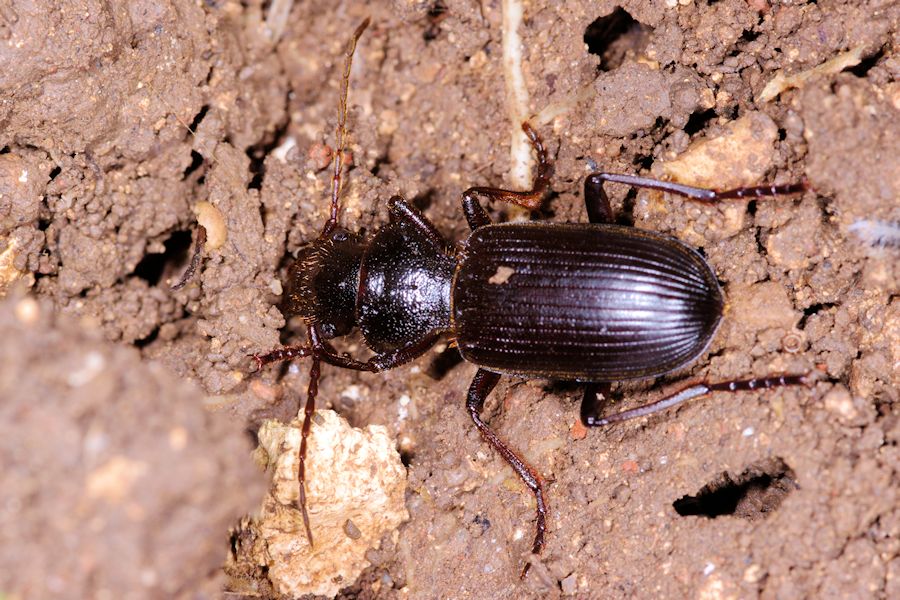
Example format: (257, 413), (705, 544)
(560, 573), (578, 595)
(343, 519), (362, 540)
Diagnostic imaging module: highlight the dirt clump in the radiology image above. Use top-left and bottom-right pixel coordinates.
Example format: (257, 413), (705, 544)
(0, 294), (263, 598)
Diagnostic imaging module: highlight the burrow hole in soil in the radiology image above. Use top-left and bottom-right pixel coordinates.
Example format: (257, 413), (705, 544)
(673, 457), (797, 520)
(133, 230), (195, 286)
(584, 7), (653, 71)
(425, 344), (463, 380)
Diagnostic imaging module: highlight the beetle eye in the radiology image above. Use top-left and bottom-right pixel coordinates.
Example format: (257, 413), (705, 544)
(332, 230), (348, 242)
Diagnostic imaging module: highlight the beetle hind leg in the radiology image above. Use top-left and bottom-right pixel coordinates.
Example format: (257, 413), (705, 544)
(466, 368), (548, 578)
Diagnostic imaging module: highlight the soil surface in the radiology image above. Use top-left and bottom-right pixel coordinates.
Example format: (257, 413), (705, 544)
(1, 0), (898, 598)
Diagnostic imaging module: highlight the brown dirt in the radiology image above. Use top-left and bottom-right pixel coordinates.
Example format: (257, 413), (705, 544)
(1, 0), (898, 598)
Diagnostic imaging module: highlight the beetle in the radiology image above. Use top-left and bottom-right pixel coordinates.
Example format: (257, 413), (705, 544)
(254, 19), (809, 577)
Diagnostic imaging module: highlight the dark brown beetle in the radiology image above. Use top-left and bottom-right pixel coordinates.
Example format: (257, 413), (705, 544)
(255, 19), (809, 576)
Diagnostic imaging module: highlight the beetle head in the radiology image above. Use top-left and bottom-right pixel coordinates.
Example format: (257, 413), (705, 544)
(284, 227), (365, 339)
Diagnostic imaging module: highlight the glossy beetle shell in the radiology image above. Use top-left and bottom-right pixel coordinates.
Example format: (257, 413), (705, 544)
(452, 223), (724, 380)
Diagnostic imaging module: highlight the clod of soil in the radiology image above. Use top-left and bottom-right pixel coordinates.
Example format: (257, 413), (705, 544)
(0, 294), (263, 598)
(226, 410), (408, 597)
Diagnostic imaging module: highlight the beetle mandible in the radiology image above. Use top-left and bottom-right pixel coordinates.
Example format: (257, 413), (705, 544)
(254, 19), (810, 577)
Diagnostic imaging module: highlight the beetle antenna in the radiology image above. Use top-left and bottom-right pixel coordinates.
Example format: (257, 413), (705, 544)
(324, 17), (370, 237)
(296, 342), (321, 547)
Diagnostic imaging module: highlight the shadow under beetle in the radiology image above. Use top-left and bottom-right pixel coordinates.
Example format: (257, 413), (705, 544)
(254, 19), (810, 577)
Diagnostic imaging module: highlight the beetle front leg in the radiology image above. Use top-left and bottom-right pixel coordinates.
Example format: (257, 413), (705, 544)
(461, 122), (552, 231)
(582, 373), (811, 426)
(583, 176), (614, 224)
(462, 192), (492, 230)
(311, 325), (442, 373)
(466, 368), (548, 578)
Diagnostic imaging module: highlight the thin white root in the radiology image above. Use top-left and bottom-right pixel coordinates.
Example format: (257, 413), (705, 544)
(265, 0), (295, 44)
(502, 0), (532, 189)
(757, 44), (867, 103)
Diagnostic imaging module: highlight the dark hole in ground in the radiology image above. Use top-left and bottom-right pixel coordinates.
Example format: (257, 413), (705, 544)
(684, 108), (717, 136)
(133, 230), (194, 286)
(633, 154), (654, 170)
(425, 345), (463, 381)
(135, 326), (160, 349)
(412, 189), (435, 212)
(614, 188), (637, 226)
(584, 7), (652, 71)
(848, 48), (884, 78)
(189, 104), (210, 131)
(183, 150), (204, 179)
(537, 190), (561, 221)
(247, 145), (265, 190)
(245, 117), (291, 191)
(371, 153), (390, 179)
(423, 0), (447, 42)
(740, 28), (760, 43)
(798, 302), (836, 329)
(673, 457), (796, 520)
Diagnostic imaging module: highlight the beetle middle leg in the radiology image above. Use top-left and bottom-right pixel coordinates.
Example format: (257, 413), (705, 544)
(583, 172), (808, 207)
(466, 368), (548, 578)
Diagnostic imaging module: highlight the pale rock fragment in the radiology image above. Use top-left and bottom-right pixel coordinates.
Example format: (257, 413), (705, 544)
(0, 238), (24, 294)
(662, 112), (779, 190)
(248, 410), (408, 598)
